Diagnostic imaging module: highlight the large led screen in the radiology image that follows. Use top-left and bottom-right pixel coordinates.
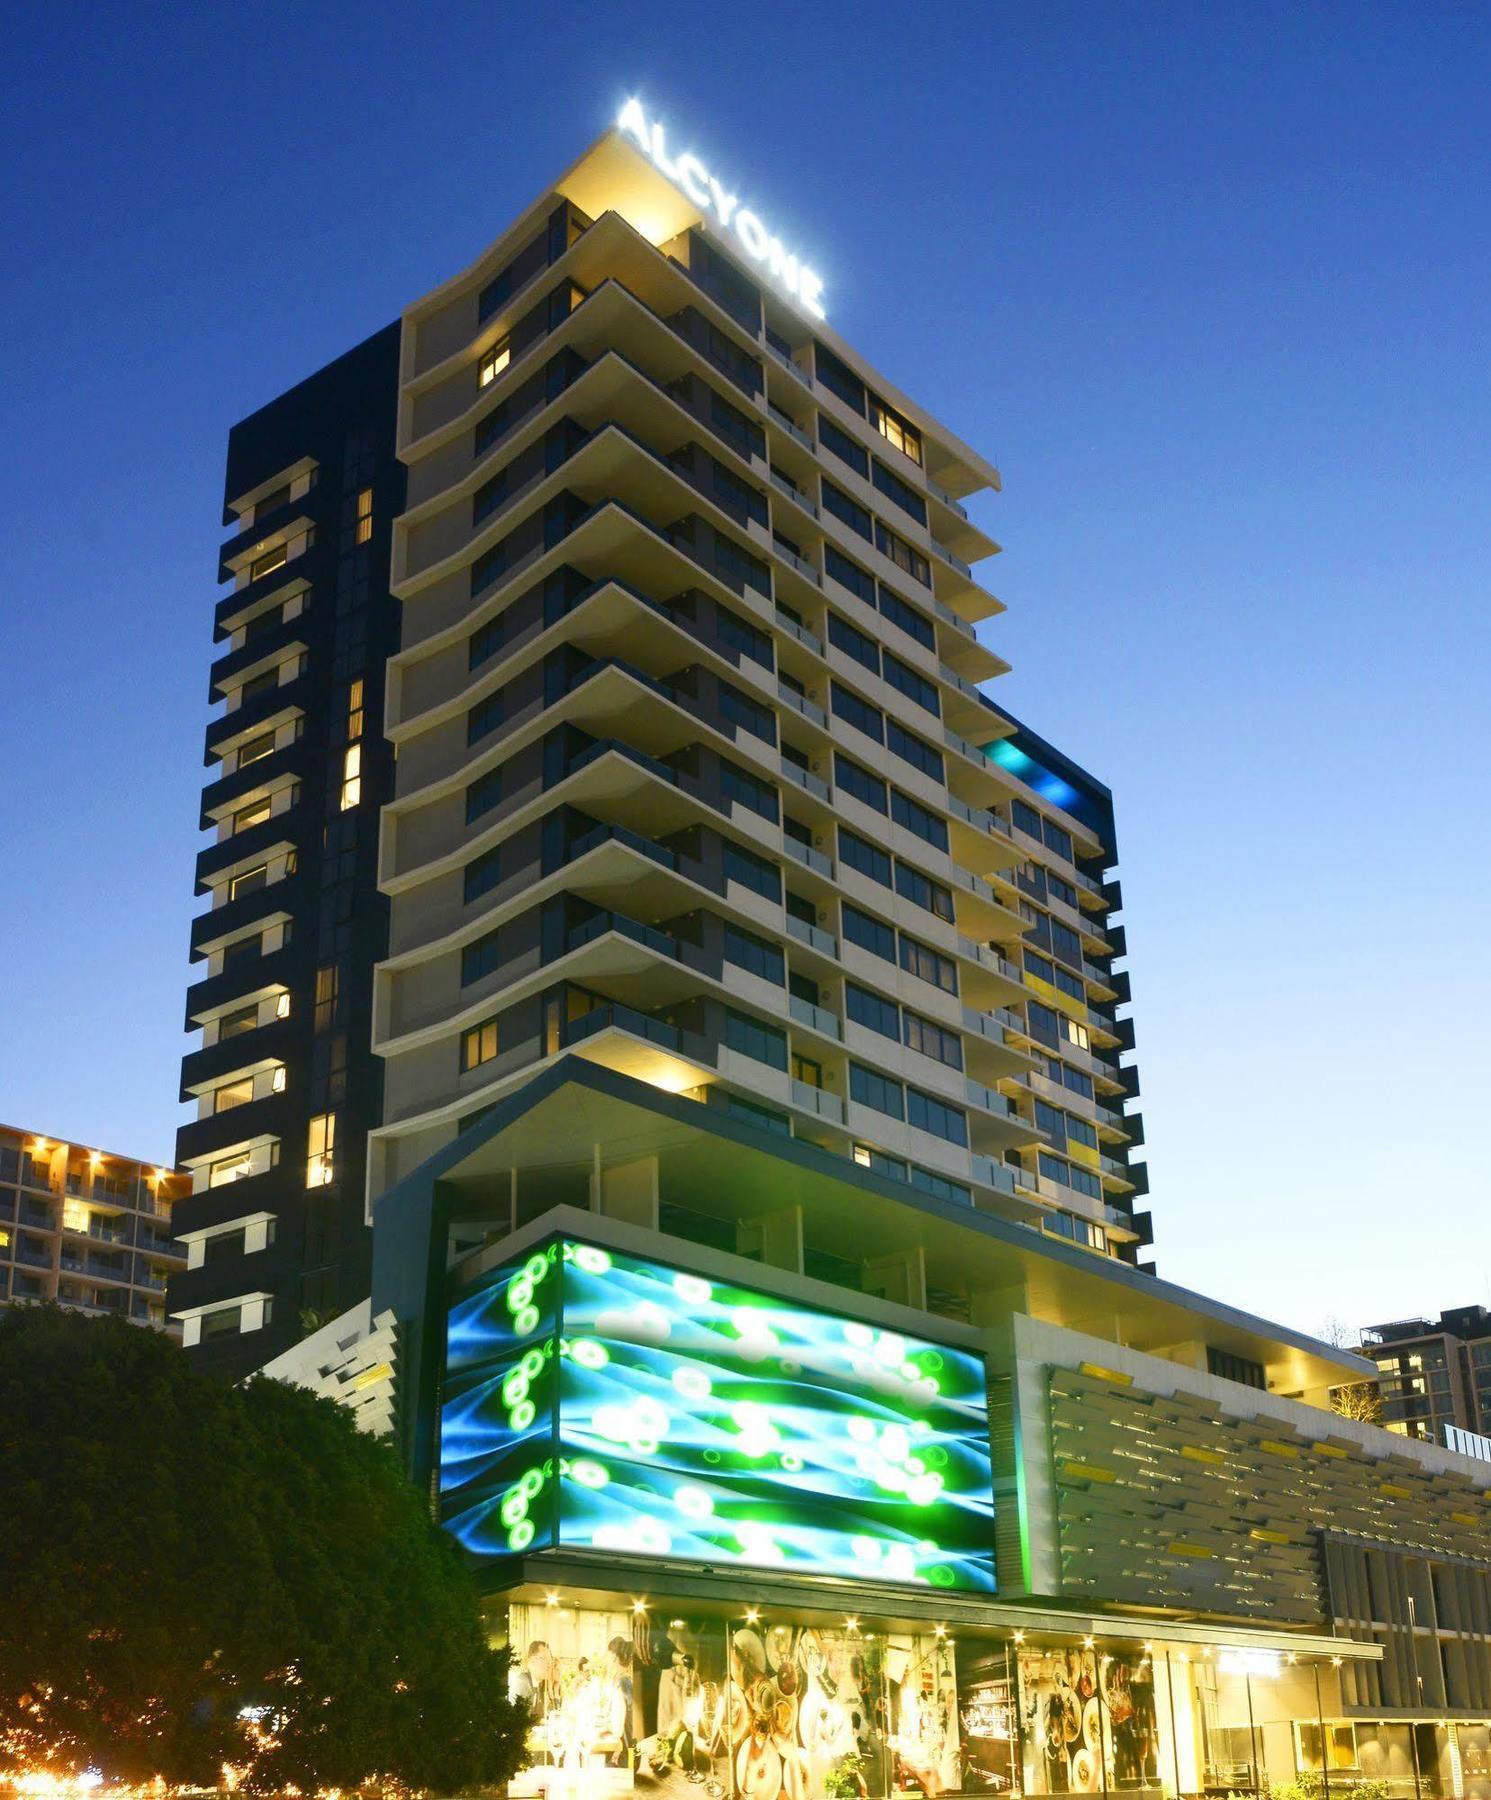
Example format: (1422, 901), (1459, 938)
(439, 1239), (994, 1591)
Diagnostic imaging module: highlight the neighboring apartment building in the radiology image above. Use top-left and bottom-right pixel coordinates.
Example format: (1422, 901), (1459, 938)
(170, 326), (405, 1374)
(0, 1122), (187, 1329)
(1362, 1307), (1491, 1446)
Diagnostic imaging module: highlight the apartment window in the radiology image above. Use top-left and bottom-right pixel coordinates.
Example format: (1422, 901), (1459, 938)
(1061, 1062), (1095, 1102)
(721, 761), (779, 823)
(904, 1010), (962, 1070)
(222, 934), (262, 970)
(827, 611), (880, 675)
(872, 459), (928, 526)
(815, 344), (866, 415)
(200, 1305), (244, 1341)
(466, 764), (503, 825)
(894, 860), (954, 922)
(313, 965), (339, 1033)
(899, 933), (957, 995)
(883, 651), (940, 716)
(911, 1166), (969, 1206)
(465, 845), (502, 904)
(228, 864), (268, 901)
(722, 840), (781, 903)
(218, 1004), (259, 1042)
(818, 418), (869, 479)
(835, 754), (887, 815)
(878, 584), (935, 651)
(354, 488), (373, 546)
(842, 902), (895, 963)
(1012, 798), (1042, 839)
(886, 719), (943, 782)
(853, 1143), (908, 1181)
(1044, 1210), (1106, 1252)
(840, 827), (892, 889)
(907, 1087), (967, 1147)
(1040, 1151), (1102, 1201)
(791, 1054), (822, 1089)
(461, 1018), (500, 1073)
(724, 923), (785, 985)
(1067, 1116), (1098, 1152)
(871, 399), (922, 466)
(846, 982), (899, 1041)
(461, 928), (502, 986)
(346, 678), (364, 740)
(724, 1008), (788, 1071)
(716, 604), (773, 671)
(890, 789), (949, 853)
(237, 731), (276, 768)
(720, 1092), (790, 1137)
(468, 689), (504, 746)
(239, 668), (279, 704)
(875, 521), (930, 587)
(213, 1079), (254, 1115)
(254, 483), (291, 519)
(306, 1113), (336, 1187)
(479, 336), (512, 387)
(850, 1062), (904, 1121)
(338, 743), (362, 812)
(829, 681), (884, 745)
(249, 544), (287, 582)
(822, 480), (873, 543)
(232, 796), (272, 834)
(824, 544), (876, 606)
(1050, 918), (1083, 968)
(718, 681), (776, 745)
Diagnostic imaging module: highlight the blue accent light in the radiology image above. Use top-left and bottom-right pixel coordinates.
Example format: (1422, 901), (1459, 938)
(984, 738), (1084, 814)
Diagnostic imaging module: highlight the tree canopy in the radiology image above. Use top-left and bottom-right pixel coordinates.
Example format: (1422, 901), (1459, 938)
(0, 1304), (528, 1792)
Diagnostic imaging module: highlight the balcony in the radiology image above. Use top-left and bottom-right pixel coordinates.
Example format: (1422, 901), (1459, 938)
(776, 613), (824, 658)
(781, 761), (829, 802)
(785, 914), (837, 958)
(188, 869), (305, 959)
(179, 1014), (298, 1102)
(778, 682), (827, 729)
(791, 1080), (844, 1124)
(177, 1092), (294, 1168)
(782, 837), (832, 879)
(788, 995), (841, 1040)
(565, 910), (678, 961)
(765, 401), (813, 453)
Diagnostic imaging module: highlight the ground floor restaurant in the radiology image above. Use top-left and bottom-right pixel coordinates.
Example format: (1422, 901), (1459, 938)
(491, 1591), (1491, 1800)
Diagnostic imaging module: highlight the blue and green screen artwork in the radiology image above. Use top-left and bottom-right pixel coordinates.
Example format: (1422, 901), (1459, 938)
(439, 1239), (995, 1591)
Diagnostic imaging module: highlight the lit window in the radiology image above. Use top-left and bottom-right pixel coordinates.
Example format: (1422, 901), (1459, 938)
(274, 992), (291, 1020)
(314, 965), (339, 1033)
(63, 1199), (90, 1232)
(871, 401), (922, 467)
(219, 1004), (259, 1041)
(233, 795), (272, 833)
(354, 488), (373, 545)
(214, 1079), (255, 1115)
(346, 678), (364, 740)
(340, 742), (362, 810)
(461, 1018), (499, 1072)
(237, 731), (276, 768)
(479, 337), (512, 387)
(249, 543), (288, 582)
(306, 1113), (336, 1187)
(270, 1065), (287, 1093)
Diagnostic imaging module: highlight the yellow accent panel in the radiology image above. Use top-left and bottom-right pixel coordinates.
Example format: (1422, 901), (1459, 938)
(1068, 1141), (1101, 1172)
(1061, 1461), (1117, 1484)
(351, 1362), (394, 1390)
(1452, 1511), (1480, 1526)
(1166, 1541), (1214, 1559)
(1181, 1444), (1225, 1466)
(1078, 1361), (1133, 1386)
(1380, 1483), (1412, 1499)
(1250, 1528), (1290, 1544)
(1313, 1442), (1348, 1459)
(1024, 972), (1089, 1024)
(1260, 1440), (1299, 1457)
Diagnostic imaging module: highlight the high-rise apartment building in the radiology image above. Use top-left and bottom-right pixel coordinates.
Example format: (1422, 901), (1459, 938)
(174, 110), (1148, 1370)
(0, 1122), (187, 1328)
(1362, 1307), (1491, 1447)
(366, 128), (1147, 1272)
(170, 326), (405, 1374)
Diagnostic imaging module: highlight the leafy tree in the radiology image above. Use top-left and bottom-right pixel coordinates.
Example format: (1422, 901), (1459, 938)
(0, 1305), (528, 1792)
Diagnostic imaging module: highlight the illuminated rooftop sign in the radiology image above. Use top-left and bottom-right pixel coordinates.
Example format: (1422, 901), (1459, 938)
(617, 98), (827, 321)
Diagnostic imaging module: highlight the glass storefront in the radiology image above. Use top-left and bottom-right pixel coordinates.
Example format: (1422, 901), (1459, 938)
(498, 1601), (1487, 1800)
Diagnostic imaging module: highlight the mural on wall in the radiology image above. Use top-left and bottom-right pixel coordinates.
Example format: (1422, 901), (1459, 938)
(506, 1606), (962, 1800)
(1017, 1649), (1157, 1795)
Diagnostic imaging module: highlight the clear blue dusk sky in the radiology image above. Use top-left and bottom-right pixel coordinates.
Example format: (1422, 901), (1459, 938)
(2, 3), (1487, 1338)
